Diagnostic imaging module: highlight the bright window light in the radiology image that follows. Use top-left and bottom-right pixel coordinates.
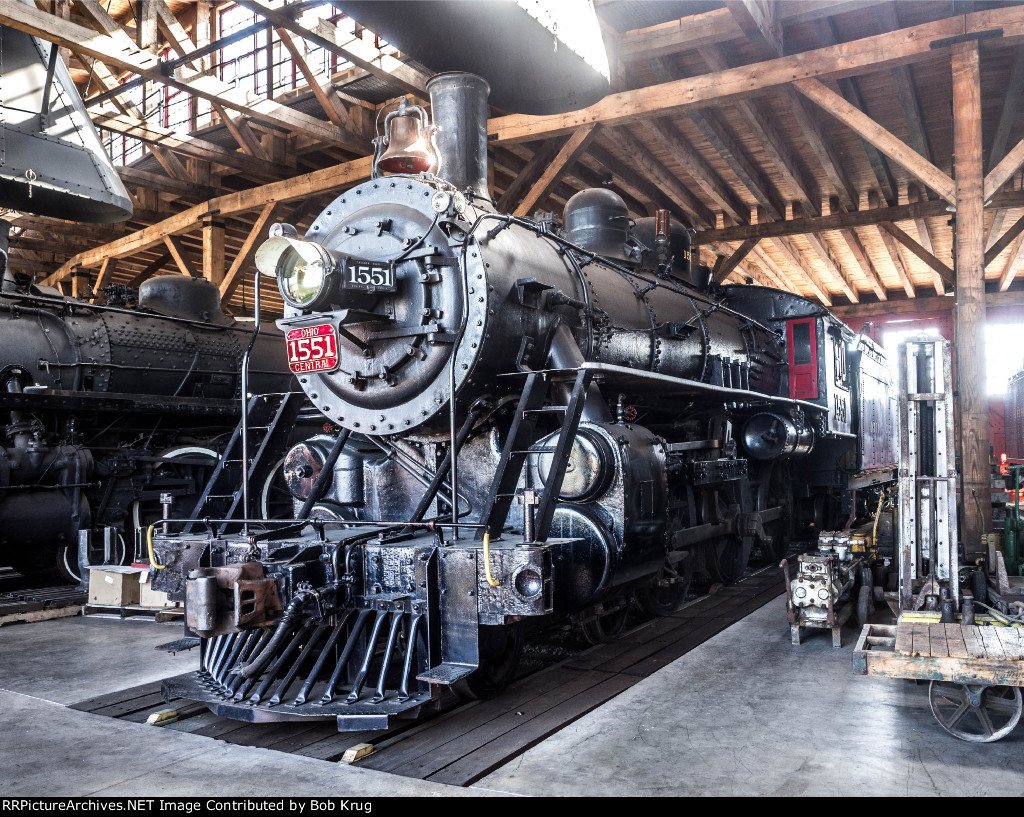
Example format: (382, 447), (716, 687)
(986, 323), (1024, 396)
(514, 0), (610, 80)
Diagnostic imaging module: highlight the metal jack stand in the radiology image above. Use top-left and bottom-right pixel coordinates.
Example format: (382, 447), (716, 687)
(896, 337), (959, 612)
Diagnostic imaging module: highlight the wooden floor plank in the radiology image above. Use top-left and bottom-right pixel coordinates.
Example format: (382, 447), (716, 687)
(361, 668), (611, 774)
(89, 691), (168, 718)
(994, 627), (1024, 661)
(69, 681), (164, 712)
(979, 627), (1006, 659)
(962, 625), (988, 659)
(928, 623), (949, 658)
(423, 674), (640, 787)
(895, 623), (913, 655)
(944, 624), (970, 659)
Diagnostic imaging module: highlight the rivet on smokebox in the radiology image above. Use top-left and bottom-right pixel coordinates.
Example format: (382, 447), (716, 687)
(339, 743), (374, 764)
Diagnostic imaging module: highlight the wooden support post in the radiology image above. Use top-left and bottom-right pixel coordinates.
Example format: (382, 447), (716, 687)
(951, 39), (991, 556)
(202, 218), (226, 287)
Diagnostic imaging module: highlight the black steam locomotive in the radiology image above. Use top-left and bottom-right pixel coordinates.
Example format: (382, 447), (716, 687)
(0, 251), (294, 581)
(151, 73), (895, 730)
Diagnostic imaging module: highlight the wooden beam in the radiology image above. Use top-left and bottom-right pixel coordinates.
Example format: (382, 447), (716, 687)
(116, 166), (221, 201)
(128, 252), (172, 288)
(276, 27), (356, 131)
(43, 156), (374, 284)
(988, 44), (1024, 170)
(874, 222), (916, 298)
(617, 2), (885, 62)
(831, 289), (1024, 319)
(724, 1), (782, 58)
(647, 56), (784, 219)
(202, 219), (226, 287)
(92, 108), (289, 179)
(235, 0), (431, 97)
(906, 183), (943, 294)
(487, 6), (1024, 144)
(163, 235), (200, 278)
(513, 125), (600, 218)
(695, 198), (950, 244)
(712, 238), (759, 283)
(998, 233), (1024, 291)
(876, 3), (933, 163)
(782, 87), (858, 208)
(90, 258), (117, 302)
(878, 222), (954, 288)
(986, 213), (1024, 267)
(793, 79), (956, 204)
(749, 243), (799, 292)
(220, 203), (280, 300)
(496, 139), (563, 213)
(984, 138), (1024, 201)
(0, 0), (357, 150)
(951, 38), (991, 553)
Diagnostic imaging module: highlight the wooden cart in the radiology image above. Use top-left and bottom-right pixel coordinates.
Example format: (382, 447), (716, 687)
(854, 622), (1024, 742)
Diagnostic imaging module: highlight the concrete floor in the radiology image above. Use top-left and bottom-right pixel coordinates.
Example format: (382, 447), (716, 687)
(2, 600), (1023, 796)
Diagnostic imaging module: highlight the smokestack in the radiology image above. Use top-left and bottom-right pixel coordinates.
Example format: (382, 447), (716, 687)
(426, 72), (491, 201)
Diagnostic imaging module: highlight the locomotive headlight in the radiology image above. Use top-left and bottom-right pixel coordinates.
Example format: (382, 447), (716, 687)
(255, 236), (338, 311)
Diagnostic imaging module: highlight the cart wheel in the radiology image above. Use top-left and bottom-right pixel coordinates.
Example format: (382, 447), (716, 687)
(928, 681), (1023, 742)
(857, 585), (873, 629)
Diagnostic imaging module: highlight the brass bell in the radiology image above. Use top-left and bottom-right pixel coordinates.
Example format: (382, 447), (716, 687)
(377, 99), (434, 175)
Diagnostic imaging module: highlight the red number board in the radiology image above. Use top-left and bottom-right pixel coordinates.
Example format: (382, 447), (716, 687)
(286, 324), (340, 374)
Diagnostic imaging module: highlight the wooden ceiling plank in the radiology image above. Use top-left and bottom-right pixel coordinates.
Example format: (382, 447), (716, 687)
(712, 238), (760, 284)
(984, 212), (1024, 267)
(647, 56), (785, 220)
(803, 231), (859, 302)
(838, 227), (887, 300)
(514, 125), (601, 218)
(749, 243), (799, 292)
(871, 212), (916, 298)
(604, 128), (717, 228)
(770, 237), (833, 305)
(639, 118), (749, 223)
(616, 1), (885, 62)
(876, 3), (933, 162)
(793, 79), (956, 204)
(699, 46), (820, 217)
(878, 222), (954, 288)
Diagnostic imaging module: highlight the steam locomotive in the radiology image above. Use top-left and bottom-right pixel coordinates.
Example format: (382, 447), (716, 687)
(151, 72), (895, 730)
(0, 249), (294, 581)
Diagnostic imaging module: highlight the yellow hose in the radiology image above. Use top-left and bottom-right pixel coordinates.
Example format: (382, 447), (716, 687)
(482, 531), (500, 587)
(147, 524), (165, 569)
(871, 491), (884, 549)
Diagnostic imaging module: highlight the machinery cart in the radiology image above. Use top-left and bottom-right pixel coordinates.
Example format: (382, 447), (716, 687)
(854, 622), (1024, 742)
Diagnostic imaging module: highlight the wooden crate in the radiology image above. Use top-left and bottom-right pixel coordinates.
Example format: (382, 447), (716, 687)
(854, 622), (1024, 685)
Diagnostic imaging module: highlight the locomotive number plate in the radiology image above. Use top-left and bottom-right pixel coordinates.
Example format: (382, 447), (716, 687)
(343, 259), (396, 292)
(286, 324), (339, 374)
